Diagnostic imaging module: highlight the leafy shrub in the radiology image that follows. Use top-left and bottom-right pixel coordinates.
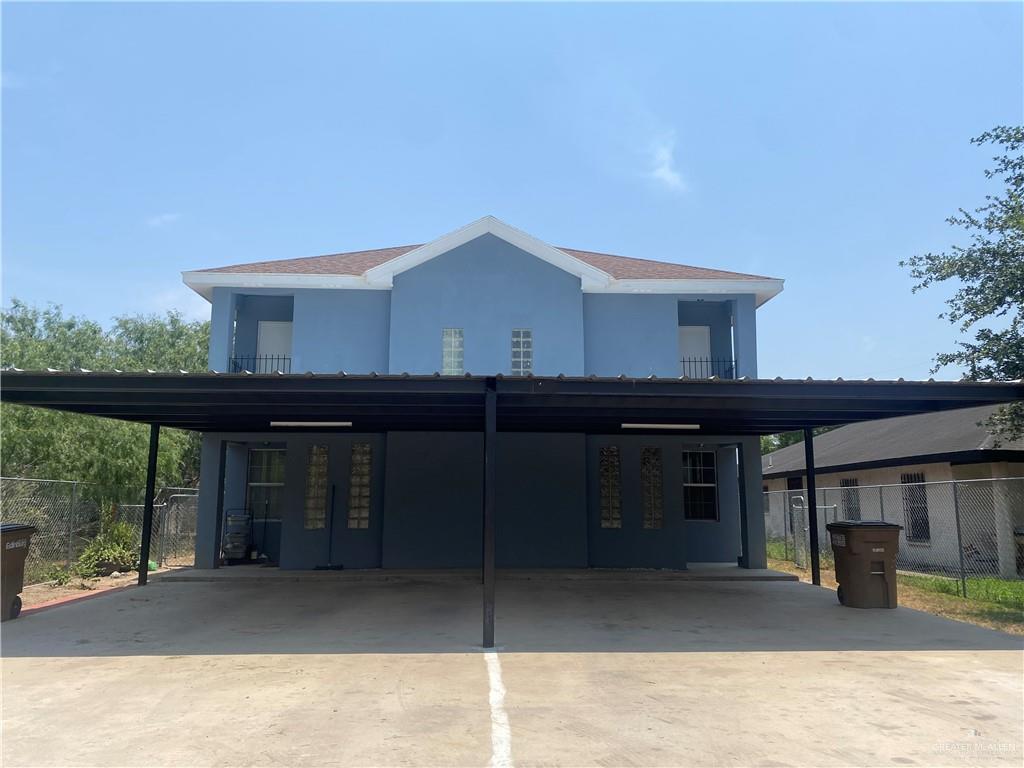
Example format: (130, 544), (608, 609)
(76, 521), (139, 577)
(42, 564), (75, 586)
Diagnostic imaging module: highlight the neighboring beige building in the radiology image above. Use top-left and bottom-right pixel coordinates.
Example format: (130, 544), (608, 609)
(762, 405), (1024, 578)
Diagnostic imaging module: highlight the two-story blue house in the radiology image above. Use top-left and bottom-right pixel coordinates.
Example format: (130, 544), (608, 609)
(183, 217), (784, 572)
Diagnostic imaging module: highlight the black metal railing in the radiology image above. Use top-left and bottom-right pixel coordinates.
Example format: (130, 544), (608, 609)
(679, 357), (736, 379)
(229, 355), (292, 374)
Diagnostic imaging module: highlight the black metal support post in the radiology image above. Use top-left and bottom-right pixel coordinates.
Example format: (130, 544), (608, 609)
(138, 423), (161, 586)
(482, 379), (497, 649)
(803, 427), (821, 586)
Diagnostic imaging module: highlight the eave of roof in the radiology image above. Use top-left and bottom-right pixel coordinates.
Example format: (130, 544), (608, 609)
(182, 217), (784, 305)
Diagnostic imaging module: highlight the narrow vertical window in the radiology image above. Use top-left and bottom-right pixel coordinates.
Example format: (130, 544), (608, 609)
(901, 472), (930, 542)
(303, 444), (329, 530)
(347, 442), (372, 529)
(442, 328), (464, 375)
(641, 446), (664, 529)
(599, 446), (622, 529)
(682, 451), (718, 521)
(511, 329), (533, 376)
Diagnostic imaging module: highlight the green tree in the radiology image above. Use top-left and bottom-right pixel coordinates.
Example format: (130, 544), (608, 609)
(1, 301), (210, 497)
(901, 126), (1024, 442)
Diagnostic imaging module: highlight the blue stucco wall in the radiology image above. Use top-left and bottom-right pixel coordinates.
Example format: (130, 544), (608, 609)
(584, 294), (753, 378)
(291, 290), (390, 374)
(496, 433), (588, 567)
(388, 234), (585, 375)
(382, 432), (484, 568)
(232, 295), (294, 359)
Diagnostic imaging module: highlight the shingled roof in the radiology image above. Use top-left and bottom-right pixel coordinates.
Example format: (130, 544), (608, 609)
(761, 405), (1024, 478)
(196, 244), (775, 282)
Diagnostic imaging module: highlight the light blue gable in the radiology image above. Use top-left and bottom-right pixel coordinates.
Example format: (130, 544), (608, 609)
(388, 233), (585, 375)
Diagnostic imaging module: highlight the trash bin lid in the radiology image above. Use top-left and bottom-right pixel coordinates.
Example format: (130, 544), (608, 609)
(826, 520), (902, 531)
(0, 523), (37, 535)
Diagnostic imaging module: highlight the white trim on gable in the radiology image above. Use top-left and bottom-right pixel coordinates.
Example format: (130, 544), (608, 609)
(362, 216), (612, 291)
(182, 216), (785, 307)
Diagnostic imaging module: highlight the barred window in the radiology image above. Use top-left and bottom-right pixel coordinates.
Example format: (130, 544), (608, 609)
(682, 451), (718, 521)
(303, 444), (329, 530)
(599, 446), (622, 529)
(840, 478), (861, 521)
(511, 329), (533, 376)
(901, 472), (930, 542)
(347, 442), (372, 529)
(442, 328), (464, 375)
(641, 446), (664, 529)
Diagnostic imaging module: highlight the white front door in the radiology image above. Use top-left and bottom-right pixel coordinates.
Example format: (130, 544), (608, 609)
(678, 326), (711, 377)
(256, 321), (293, 372)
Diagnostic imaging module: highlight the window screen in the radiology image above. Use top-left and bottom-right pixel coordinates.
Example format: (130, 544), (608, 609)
(901, 472), (930, 542)
(511, 329), (533, 376)
(683, 451), (718, 521)
(303, 444), (329, 530)
(840, 478), (861, 521)
(442, 328), (464, 375)
(641, 447), (664, 529)
(347, 442), (372, 529)
(599, 446), (622, 528)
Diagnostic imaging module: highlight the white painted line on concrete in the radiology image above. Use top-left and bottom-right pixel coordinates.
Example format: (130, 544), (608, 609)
(484, 650), (514, 768)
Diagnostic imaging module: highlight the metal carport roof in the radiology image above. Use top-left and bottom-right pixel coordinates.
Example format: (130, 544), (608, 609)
(1, 370), (1022, 435)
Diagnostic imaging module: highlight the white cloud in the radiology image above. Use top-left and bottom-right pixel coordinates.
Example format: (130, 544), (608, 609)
(648, 132), (684, 191)
(146, 212), (182, 228)
(148, 285), (210, 324)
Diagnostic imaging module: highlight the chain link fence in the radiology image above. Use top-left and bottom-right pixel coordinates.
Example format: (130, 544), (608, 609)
(0, 477), (198, 585)
(765, 477), (1024, 595)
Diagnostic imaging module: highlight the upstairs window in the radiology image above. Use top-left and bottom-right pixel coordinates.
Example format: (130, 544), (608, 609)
(511, 329), (533, 376)
(682, 451), (718, 521)
(442, 328), (464, 375)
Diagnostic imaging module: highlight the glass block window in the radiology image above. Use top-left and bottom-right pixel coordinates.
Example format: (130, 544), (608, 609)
(303, 444), (329, 530)
(442, 328), (464, 375)
(599, 446), (622, 529)
(511, 329), (533, 376)
(641, 446), (664, 529)
(683, 451), (718, 521)
(840, 478), (861, 521)
(347, 442), (372, 529)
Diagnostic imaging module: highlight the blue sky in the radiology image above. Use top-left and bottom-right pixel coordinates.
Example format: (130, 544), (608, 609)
(3, 2), (1021, 380)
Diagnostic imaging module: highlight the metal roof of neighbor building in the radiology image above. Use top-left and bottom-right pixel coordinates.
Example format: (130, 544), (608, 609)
(195, 244), (775, 282)
(761, 404), (1024, 478)
(2, 370), (1021, 436)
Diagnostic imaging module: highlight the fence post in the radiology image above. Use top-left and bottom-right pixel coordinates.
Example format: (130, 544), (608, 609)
(66, 482), (79, 568)
(952, 482), (967, 599)
(878, 485), (885, 522)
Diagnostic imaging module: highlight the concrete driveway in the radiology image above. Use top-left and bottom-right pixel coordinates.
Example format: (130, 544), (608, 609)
(2, 574), (1021, 767)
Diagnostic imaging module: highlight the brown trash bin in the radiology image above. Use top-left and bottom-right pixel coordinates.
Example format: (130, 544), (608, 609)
(1, 524), (37, 620)
(826, 521), (902, 608)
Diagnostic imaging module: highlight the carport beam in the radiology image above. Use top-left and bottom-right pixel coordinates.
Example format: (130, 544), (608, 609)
(138, 423), (160, 586)
(803, 427), (821, 586)
(483, 382), (497, 648)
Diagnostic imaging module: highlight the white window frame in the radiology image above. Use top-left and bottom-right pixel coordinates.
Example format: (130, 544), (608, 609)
(511, 328), (533, 376)
(682, 450), (719, 522)
(442, 328), (464, 376)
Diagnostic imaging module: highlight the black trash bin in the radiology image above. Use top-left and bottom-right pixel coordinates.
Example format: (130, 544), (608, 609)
(826, 521), (902, 608)
(1, 524), (37, 620)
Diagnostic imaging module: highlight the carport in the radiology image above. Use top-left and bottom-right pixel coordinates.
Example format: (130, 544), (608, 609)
(2, 370), (1021, 647)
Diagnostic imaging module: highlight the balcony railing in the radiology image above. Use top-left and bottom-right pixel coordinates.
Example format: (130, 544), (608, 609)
(229, 355), (292, 374)
(680, 357), (735, 379)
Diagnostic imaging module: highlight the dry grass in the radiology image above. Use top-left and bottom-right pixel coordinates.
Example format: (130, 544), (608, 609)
(768, 558), (1024, 636)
